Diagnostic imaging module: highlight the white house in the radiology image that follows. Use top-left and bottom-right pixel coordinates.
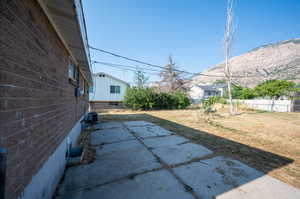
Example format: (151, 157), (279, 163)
(189, 84), (227, 103)
(89, 72), (130, 109)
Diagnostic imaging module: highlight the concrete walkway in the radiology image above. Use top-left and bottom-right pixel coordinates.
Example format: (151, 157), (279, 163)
(55, 121), (300, 199)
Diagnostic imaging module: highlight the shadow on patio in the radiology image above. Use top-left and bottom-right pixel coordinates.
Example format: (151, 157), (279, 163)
(97, 113), (298, 198)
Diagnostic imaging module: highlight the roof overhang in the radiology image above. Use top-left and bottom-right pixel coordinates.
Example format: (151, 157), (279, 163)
(93, 72), (130, 86)
(37, 0), (92, 84)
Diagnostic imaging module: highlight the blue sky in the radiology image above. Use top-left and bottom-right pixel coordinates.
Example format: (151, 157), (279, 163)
(83, 0), (300, 83)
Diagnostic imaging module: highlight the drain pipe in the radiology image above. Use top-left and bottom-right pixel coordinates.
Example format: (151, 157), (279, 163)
(0, 148), (7, 199)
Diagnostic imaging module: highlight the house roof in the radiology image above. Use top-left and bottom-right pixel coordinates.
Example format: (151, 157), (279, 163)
(93, 72), (130, 86)
(212, 83), (227, 88)
(37, 0), (92, 84)
(196, 83), (227, 91)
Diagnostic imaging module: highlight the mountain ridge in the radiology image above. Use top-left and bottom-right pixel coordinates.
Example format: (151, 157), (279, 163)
(190, 38), (300, 88)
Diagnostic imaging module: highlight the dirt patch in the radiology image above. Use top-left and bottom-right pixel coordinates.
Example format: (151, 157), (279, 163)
(76, 126), (96, 165)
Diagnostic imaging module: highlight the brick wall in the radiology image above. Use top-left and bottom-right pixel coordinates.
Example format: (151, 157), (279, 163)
(0, 1), (89, 198)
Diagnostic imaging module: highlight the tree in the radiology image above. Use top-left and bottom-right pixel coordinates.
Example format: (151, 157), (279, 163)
(231, 85), (256, 99)
(159, 55), (185, 93)
(254, 80), (299, 99)
(134, 69), (149, 88)
(224, 0), (235, 114)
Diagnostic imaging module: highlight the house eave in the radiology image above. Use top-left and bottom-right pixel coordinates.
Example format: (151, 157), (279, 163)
(36, 0), (92, 85)
(93, 72), (130, 86)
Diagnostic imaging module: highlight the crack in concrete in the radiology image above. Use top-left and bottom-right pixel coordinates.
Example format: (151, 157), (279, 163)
(122, 123), (203, 199)
(91, 137), (136, 147)
(57, 122), (220, 198)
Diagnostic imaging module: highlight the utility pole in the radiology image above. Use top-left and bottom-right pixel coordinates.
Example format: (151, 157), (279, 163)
(224, 0), (235, 114)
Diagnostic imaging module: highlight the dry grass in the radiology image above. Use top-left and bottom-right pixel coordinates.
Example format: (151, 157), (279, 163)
(98, 107), (300, 189)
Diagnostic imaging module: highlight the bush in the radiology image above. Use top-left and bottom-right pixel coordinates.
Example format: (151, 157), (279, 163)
(228, 85), (256, 99)
(202, 96), (219, 114)
(218, 97), (228, 104)
(124, 87), (190, 110)
(173, 92), (191, 109)
(254, 80), (299, 99)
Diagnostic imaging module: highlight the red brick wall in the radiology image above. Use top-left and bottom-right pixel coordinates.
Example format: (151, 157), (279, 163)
(0, 1), (89, 198)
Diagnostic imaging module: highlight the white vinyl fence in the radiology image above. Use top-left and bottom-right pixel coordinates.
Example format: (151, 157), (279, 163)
(233, 99), (294, 112)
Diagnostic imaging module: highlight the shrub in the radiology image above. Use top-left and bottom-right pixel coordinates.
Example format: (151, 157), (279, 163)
(254, 80), (299, 99)
(202, 96), (219, 113)
(218, 97), (228, 104)
(173, 92), (191, 109)
(228, 85), (256, 99)
(123, 87), (155, 110)
(124, 87), (190, 110)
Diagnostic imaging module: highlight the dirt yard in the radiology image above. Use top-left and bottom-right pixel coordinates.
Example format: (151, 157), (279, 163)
(97, 107), (300, 189)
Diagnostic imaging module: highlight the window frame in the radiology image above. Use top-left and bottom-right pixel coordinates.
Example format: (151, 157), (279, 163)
(68, 59), (79, 86)
(110, 85), (121, 94)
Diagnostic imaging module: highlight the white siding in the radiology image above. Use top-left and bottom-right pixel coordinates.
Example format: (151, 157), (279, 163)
(189, 86), (225, 103)
(189, 86), (205, 100)
(89, 74), (129, 101)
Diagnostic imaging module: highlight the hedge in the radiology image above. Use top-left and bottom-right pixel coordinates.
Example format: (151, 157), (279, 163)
(123, 87), (190, 110)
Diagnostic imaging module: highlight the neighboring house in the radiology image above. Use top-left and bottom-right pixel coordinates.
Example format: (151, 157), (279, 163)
(189, 84), (227, 103)
(89, 72), (130, 110)
(0, 1), (92, 199)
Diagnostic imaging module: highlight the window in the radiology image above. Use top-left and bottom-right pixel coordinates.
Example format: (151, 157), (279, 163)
(68, 59), (78, 82)
(110, 85), (120, 94)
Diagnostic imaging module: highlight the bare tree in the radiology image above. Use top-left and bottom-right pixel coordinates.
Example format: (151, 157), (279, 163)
(224, 0), (235, 114)
(134, 69), (149, 88)
(159, 55), (185, 92)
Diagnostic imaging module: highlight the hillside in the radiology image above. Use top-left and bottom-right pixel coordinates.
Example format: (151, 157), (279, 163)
(190, 38), (300, 87)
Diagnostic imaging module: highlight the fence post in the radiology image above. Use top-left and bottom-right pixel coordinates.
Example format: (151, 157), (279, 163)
(0, 148), (7, 199)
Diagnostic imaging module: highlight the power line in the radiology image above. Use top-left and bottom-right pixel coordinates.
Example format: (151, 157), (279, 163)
(89, 45), (258, 78)
(89, 45), (198, 75)
(92, 61), (159, 75)
(92, 60), (162, 73)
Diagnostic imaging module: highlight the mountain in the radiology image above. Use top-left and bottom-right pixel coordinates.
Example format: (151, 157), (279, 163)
(190, 38), (300, 88)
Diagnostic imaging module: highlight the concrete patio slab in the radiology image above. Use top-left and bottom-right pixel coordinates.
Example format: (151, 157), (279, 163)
(94, 121), (123, 129)
(55, 121), (300, 199)
(151, 142), (213, 165)
(58, 140), (162, 195)
(173, 156), (300, 199)
(142, 135), (189, 148)
(123, 121), (156, 127)
(91, 127), (134, 145)
(56, 170), (195, 199)
(128, 125), (173, 138)
(95, 139), (144, 156)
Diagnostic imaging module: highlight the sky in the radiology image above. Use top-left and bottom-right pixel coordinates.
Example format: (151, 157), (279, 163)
(83, 0), (300, 84)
